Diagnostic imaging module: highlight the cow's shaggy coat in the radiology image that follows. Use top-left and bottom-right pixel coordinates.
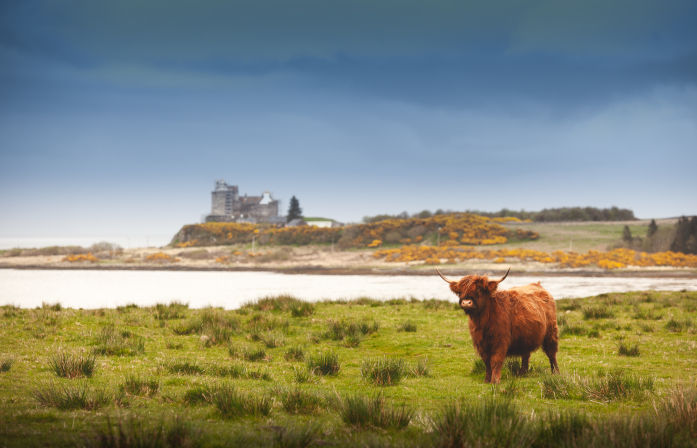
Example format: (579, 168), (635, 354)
(438, 269), (559, 383)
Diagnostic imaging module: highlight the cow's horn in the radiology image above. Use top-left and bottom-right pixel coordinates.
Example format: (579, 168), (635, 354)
(435, 268), (452, 283)
(499, 267), (511, 283)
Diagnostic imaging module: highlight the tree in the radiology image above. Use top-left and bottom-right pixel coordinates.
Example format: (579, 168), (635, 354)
(622, 225), (633, 243)
(647, 219), (658, 238)
(287, 196), (303, 222)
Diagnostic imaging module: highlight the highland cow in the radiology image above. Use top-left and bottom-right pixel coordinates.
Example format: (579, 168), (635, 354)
(437, 268), (559, 383)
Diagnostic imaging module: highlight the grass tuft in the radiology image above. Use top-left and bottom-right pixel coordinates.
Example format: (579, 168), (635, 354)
(398, 320), (417, 332)
(665, 318), (693, 332)
(154, 301), (189, 320)
(340, 394), (413, 429)
(120, 375), (160, 397)
(290, 302), (315, 317)
(167, 361), (205, 375)
(210, 383), (272, 419)
(34, 382), (111, 410)
(93, 326), (145, 356)
(430, 397), (534, 448)
(306, 351), (340, 376)
(261, 331), (285, 348)
(279, 387), (325, 414)
(410, 358), (430, 377)
(271, 423), (321, 448)
(50, 352), (96, 378)
(229, 345), (268, 362)
(471, 359), (486, 375)
(0, 358), (13, 372)
(617, 342), (640, 357)
(582, 306), (615, 319)
(361, 357), (406, 386)
(284, 345), (305, 362)
(173, 308), (239, 345)
(89, 415), (200, 448)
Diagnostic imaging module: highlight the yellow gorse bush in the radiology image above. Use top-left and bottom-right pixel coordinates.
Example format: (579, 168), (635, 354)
(62, 253), (99, 263)
(173, 213), (538, 248)
(373, 246), (697, 269)
(144, 252), (180, 263)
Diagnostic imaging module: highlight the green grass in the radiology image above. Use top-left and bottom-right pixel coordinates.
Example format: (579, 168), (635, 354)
(361, 357), (406, 386)
(339, 393), (414, 429)
(50, 352), (96, 378)
(0, 291), (696, 446)
(120, 375), (160, 397)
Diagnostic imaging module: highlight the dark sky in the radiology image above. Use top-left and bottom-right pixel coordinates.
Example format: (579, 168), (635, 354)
(1, 1), (696, 241)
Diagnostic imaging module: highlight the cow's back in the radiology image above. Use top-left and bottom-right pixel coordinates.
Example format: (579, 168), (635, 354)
(503, 283), (556, 355)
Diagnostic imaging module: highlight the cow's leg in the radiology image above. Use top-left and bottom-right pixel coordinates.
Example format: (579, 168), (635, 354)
(543, 337), (559, 373)
(484, 358), (492, 383)
(489, 352), (506, 384)
(520, 352), (530, 375)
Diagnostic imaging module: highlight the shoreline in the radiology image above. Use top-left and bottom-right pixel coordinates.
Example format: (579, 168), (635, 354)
(2, 262), (696, 278)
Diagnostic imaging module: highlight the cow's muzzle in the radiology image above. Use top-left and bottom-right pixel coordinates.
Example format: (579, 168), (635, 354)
(459, 299), (475, 313)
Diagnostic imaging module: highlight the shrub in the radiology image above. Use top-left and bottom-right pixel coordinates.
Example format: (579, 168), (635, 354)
(306, 351), (340, 376)
(34, 382), (111, 410)
(340, 394), (413, 429)
(50, 352), (96, 378)
(361, 357), (406, 386)
(120, 375), (160, 397)
(617, 342), (640, 357)
(280, 388), (325, 414)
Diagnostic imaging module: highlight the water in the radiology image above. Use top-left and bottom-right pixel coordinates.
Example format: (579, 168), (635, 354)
(1, 269), (695, 309)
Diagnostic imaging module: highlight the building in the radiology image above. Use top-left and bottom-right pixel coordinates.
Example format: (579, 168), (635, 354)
(205, 180), (284, 223)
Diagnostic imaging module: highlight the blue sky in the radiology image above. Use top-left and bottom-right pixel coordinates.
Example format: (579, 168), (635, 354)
(1, 1), (696, 242)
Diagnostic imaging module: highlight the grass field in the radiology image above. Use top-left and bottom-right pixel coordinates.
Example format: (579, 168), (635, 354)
(1, 291), (696, 447)
(500, 221), (658, 252)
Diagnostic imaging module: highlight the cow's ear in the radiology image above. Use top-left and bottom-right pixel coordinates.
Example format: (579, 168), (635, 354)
(486, 279), (499, 294)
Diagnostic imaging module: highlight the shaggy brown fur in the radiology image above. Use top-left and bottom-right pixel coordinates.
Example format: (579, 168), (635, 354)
(438, 268), (559, 383)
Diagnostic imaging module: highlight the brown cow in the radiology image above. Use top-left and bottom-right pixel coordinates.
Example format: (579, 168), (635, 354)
(437, 268), (559, 383)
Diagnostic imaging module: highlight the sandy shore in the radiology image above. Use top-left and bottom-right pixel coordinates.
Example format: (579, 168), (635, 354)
(1, 245), (696, 278)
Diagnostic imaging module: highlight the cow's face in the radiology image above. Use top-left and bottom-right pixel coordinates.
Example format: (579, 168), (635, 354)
(437, 268), (510, 315)
(450, 276), (496, 315)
